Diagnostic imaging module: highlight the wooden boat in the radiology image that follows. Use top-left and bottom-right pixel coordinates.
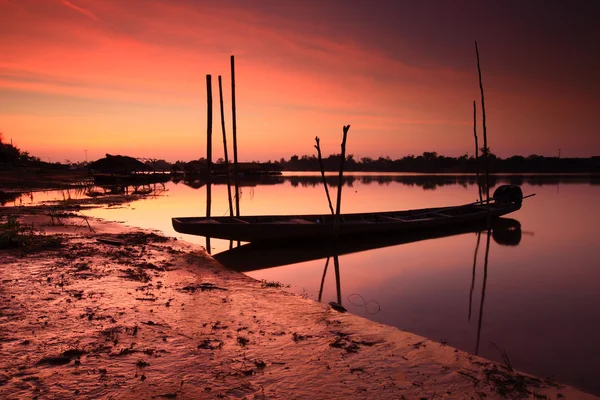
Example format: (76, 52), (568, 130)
(172, 185), (526, 242)
(213, 217), (522, 272)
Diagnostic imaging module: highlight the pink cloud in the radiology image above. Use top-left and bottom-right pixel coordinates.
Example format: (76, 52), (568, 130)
(1, 0), (598, 160)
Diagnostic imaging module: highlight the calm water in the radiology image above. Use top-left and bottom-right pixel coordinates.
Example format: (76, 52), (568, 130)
(10, 173), (600, 395)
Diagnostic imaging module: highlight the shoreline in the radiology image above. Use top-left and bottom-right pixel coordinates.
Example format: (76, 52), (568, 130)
(0, 203), (596, 399)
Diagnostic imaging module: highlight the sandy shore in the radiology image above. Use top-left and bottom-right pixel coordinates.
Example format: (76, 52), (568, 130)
(0, 204), (596, 399)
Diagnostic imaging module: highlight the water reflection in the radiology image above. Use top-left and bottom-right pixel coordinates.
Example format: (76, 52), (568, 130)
(182, 175), (284, 189)
(177, 173), (600, 191)
(475, 228), (492, 356)
(317, 254), (381, 315)
(4, 173), (596, 208)
(0, 183), (168, 207)
(86, 183), (167, 198)
(286, 174), (600, 189)
(74, 177), (599, 395)
(468, 232), (482, 322)
(9, 174), (597, 393)
(215, 218), (521, 357)
(213, 218), (521, 271)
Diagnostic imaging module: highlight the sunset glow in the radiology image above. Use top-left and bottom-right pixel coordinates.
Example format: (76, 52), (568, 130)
(1, 0), (598, 162)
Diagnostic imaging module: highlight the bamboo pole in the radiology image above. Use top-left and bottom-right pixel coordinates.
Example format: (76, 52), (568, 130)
(230, 55), (241, 217)
(473, 100), (482, 203)
(206, 75), (213, 189)
(333, 125), (350, 238)
(206, 74), (213, 254)
(314, 136), (334, 215)
(218, 75), (234, 217)
(475, 41), (491, 227)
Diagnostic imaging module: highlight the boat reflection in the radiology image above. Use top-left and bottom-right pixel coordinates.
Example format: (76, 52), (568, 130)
(213, 218), (522, 272)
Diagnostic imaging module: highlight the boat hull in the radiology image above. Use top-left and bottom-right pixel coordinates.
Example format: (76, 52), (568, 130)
(172, 203), (521, 243)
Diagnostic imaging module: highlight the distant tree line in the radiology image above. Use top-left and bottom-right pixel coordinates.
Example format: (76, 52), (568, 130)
(274, 151), (600, 173)
(2, 128), (598, 173)
(0, 132), (43, 166)
(116, 152), (600, 174)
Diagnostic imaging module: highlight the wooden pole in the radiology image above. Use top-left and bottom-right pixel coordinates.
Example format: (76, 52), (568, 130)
(230, 55), (241, 217)
(333, 125), (350, 238)
(218, 75), (234, 217)
(206, 75), (213, 188)
(314, 136), (334, 215)
(475, 41), (491, 227)
(206, 74), (213, 254)
(473, 100), (482, 203)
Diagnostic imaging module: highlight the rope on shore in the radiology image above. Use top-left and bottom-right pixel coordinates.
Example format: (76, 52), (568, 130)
(348, 293), (381, 315)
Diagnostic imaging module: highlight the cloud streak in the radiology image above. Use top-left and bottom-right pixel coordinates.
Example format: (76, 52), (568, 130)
(60, 0), (99, 22)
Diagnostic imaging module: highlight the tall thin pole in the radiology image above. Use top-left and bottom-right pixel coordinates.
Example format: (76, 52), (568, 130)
(230, 55), (241, 217)
(315, 136), (334, 215)
(206, 75), (213, 187)
(473, 101), (482, 203)
(333, 125), (350, 238)
(206, 74), (213, 254)
(475, 41), (491, 227)
(219, 75), (234, 217)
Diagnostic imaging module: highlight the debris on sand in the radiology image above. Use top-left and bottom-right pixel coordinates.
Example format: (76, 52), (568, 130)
(197, 338), (224, 350)
(328, 301), (347, 312)
(179, 282), (227, 292)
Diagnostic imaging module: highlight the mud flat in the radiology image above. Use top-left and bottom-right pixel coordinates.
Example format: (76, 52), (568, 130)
(0, 207), (596, 399)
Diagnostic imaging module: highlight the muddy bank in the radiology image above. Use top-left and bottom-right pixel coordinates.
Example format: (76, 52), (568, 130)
(0, 211), (596, 399)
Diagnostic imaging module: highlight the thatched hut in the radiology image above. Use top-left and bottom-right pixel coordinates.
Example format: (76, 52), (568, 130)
(88, 154), (153, 175)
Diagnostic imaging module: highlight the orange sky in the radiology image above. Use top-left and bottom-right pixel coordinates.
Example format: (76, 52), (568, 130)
(1, 0), (599, 162)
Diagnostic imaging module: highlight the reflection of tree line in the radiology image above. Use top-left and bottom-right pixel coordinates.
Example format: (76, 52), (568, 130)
(286, 174), (600, 190)
(1, 183), (168, 206)
(177, 173), (598, 191)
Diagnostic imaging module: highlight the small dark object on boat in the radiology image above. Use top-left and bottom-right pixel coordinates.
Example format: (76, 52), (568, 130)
(493, 185), (523, 205)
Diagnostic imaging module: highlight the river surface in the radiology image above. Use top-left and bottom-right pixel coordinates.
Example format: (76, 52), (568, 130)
(10, 172), (600, 395)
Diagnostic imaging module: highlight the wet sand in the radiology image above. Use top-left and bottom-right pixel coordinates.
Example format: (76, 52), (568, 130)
(0, 205), (597, 399)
